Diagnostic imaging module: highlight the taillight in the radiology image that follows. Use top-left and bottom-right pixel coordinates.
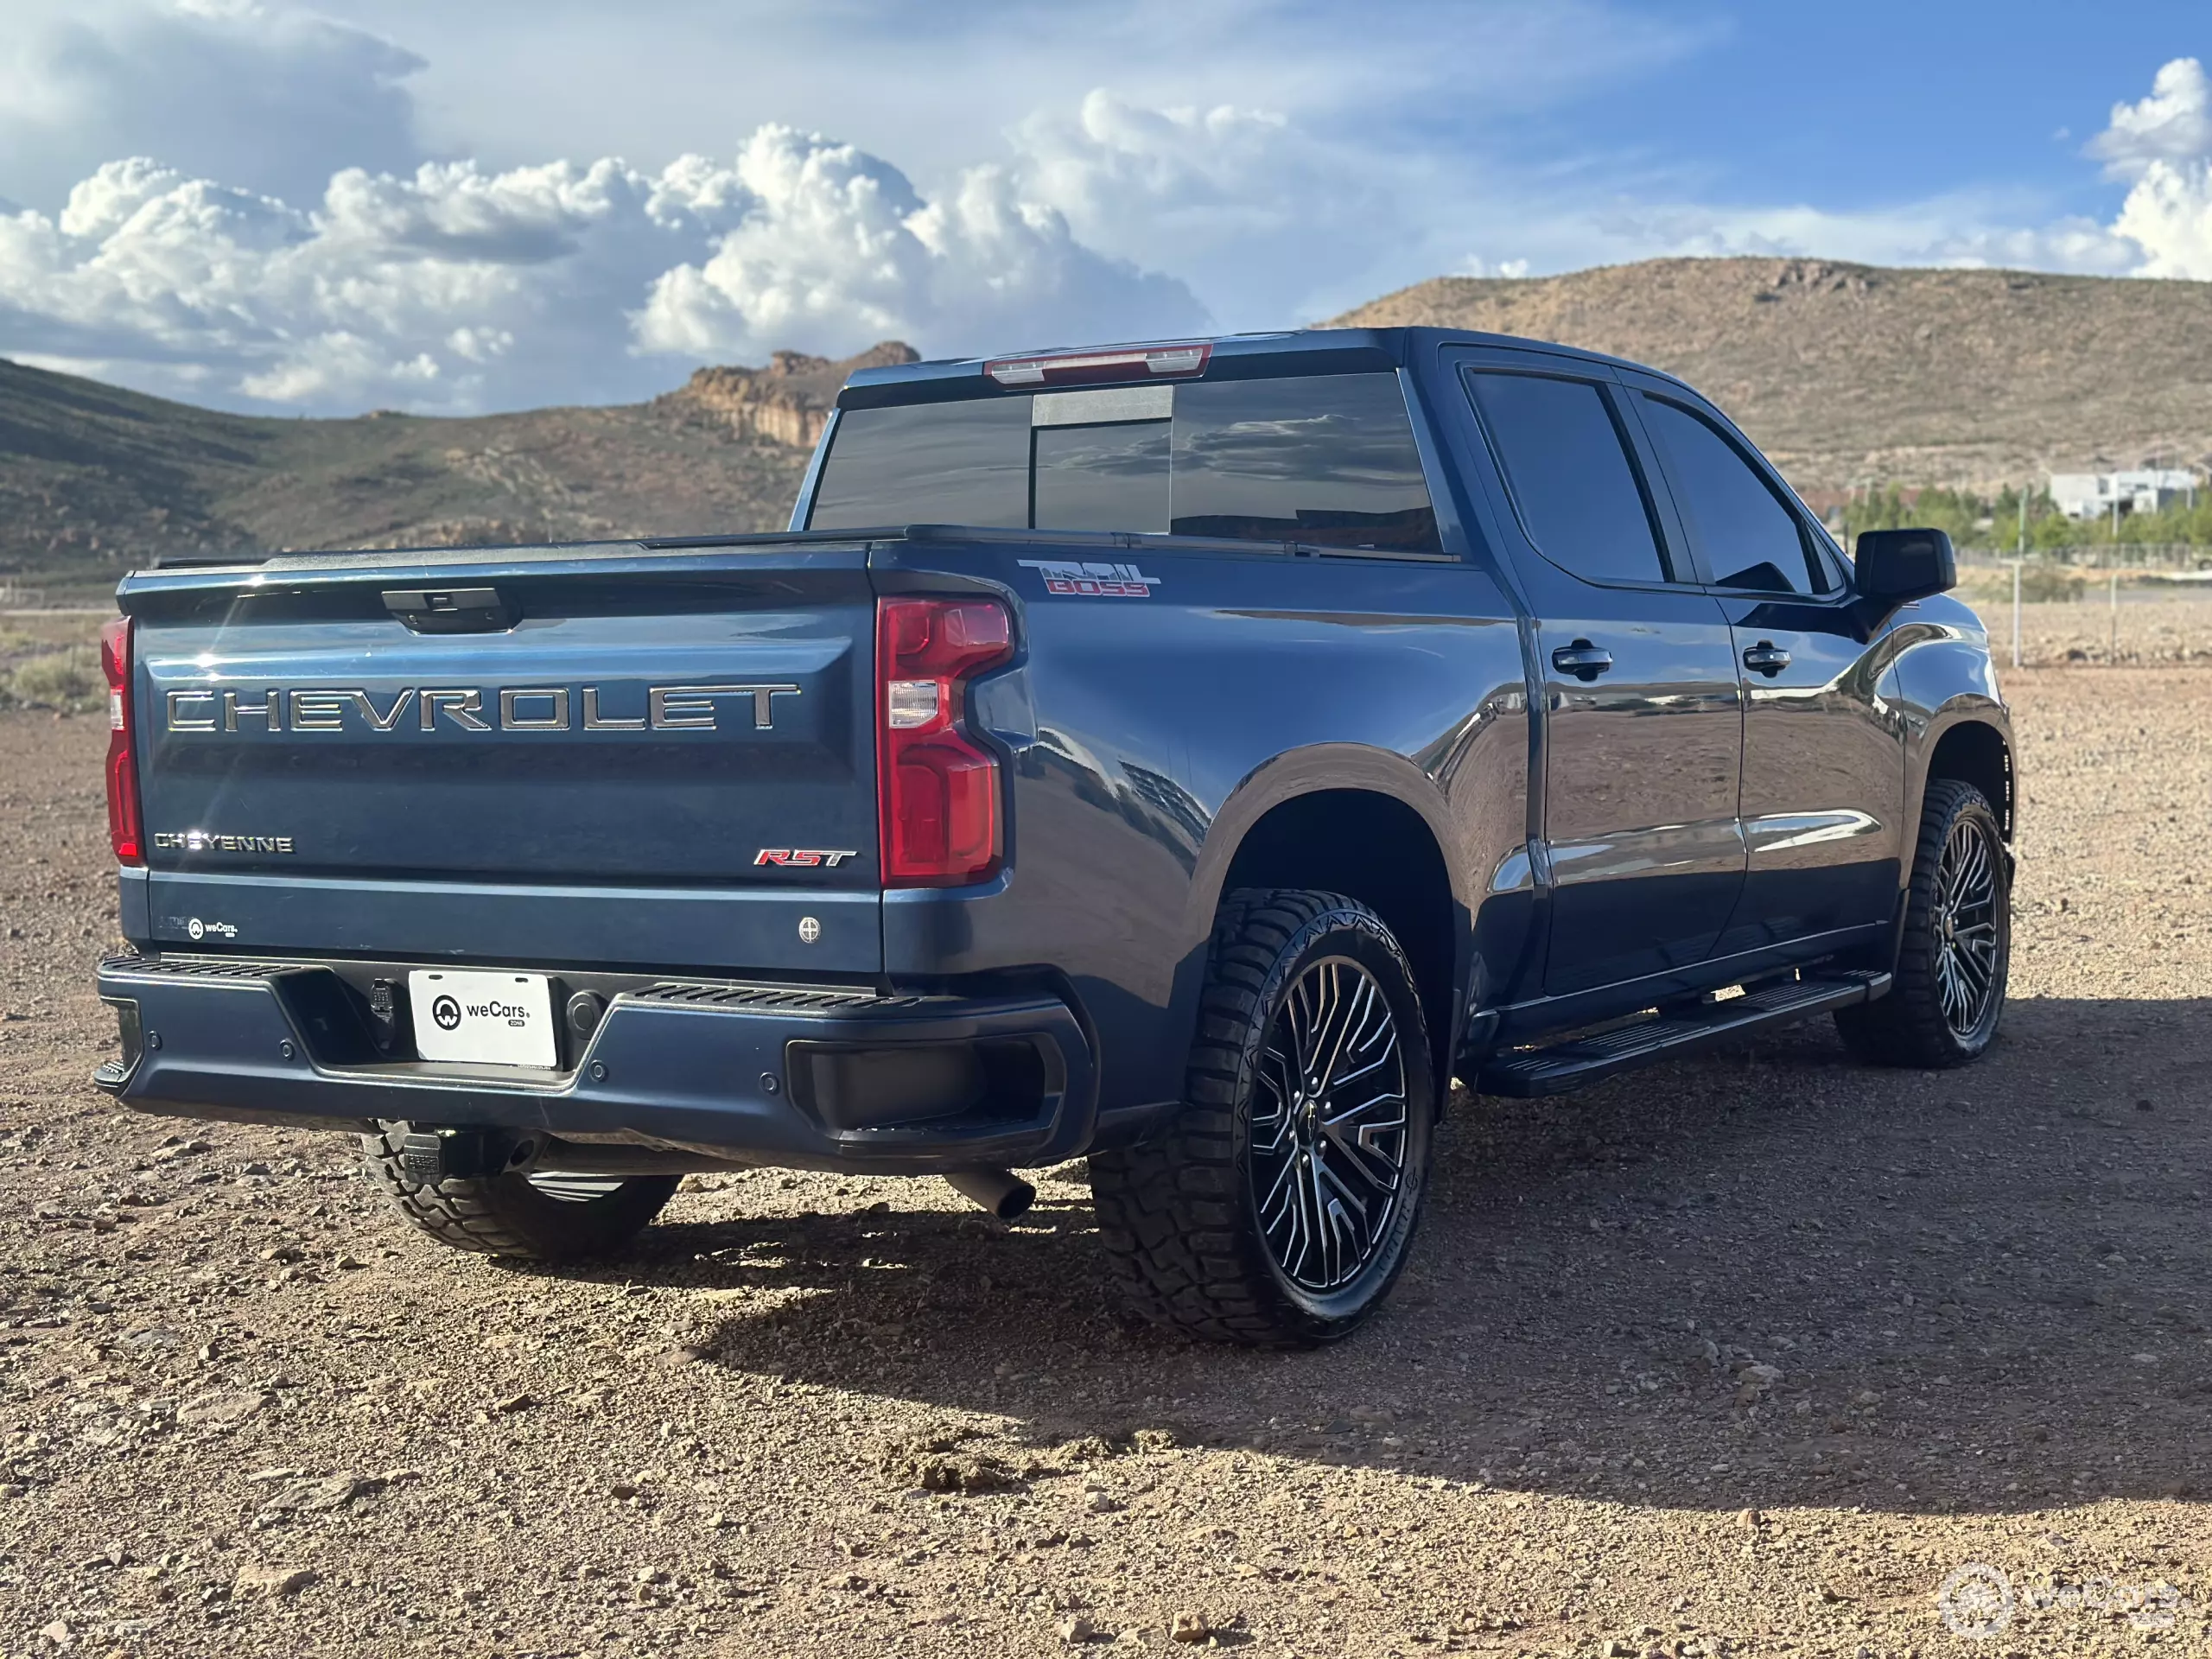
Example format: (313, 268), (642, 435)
(877, 597), (1013, 886)
(99, 616), (143, 866)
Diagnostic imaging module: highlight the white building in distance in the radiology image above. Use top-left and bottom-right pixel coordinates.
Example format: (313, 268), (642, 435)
(2049, 468), (2199, 521)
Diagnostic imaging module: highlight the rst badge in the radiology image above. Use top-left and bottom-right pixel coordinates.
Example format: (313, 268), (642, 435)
(1017, 559), (1160, 598)
(754, 849), (860, 868)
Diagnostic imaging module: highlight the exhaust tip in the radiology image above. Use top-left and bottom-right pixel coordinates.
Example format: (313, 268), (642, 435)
(944, 1167), (1035, 1222)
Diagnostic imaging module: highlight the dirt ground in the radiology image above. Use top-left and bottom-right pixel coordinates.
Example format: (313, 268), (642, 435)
(3, 665), (2210, 1659)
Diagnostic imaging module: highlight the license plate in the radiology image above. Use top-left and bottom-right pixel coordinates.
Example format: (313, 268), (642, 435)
(409, 969), (557, 1067)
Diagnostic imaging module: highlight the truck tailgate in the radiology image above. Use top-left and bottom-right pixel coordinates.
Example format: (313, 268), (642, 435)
(120, 544), (882, 973)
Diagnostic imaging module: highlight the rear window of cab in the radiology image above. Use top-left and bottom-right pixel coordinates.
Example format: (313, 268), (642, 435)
(806, 372), (1440, 554)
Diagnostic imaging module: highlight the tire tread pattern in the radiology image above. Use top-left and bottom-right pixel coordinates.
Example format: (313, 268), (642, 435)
(1835, 779), (2007, 1069)
(1089, 888), (1430, 1346)
(359, 1122), (677, 1262)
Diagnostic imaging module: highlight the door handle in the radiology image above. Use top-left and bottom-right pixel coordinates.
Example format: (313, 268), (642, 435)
(1742, 641), (1792, 677)
(1550, 640), (1614, 682)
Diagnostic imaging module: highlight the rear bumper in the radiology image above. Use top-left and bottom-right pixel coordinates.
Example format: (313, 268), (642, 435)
(93, 954), (1096, 1175)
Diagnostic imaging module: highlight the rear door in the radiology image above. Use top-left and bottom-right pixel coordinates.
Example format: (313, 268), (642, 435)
(1622, 378), (1904, 950)
(1452, 351), (1745, 997)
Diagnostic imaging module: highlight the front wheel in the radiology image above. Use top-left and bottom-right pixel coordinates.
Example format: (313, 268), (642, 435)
(1835, 779), (2010, 1068)
(360, 1122), (680, 1262)
(1090, 889), (1436, 1346)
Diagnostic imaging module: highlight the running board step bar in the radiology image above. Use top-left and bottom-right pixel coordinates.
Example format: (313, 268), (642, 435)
(1477, 969), (1891, 1098)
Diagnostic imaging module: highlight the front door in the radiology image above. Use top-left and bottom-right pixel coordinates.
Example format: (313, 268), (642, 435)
(1455, 356), (1746, 998)
(1624, 383), (1905, 951)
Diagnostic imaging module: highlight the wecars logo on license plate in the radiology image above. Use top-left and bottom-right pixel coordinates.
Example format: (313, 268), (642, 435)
(408, 969), (557, 1068)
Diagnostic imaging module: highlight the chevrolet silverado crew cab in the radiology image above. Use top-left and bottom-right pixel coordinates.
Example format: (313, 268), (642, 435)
(92, 328), (2012, 1345)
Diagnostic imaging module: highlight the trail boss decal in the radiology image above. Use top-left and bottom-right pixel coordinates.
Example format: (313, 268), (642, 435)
(1017, 559), (1160, 598)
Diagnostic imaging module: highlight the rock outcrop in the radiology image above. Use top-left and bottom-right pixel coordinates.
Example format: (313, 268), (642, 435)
(658, 341), (921, 448)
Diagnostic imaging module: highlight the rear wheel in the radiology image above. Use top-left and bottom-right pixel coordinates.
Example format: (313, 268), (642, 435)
(1090, 888), (1435, 1346)
(360, 1122), (680, 1262)
(1835, 779), (2010, 1068)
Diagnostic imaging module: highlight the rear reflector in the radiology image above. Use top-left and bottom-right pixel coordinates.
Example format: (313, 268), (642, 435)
(986, 342), (1211, 388)
(99, 616), (143, 866)
(877, 597), (1013, 886)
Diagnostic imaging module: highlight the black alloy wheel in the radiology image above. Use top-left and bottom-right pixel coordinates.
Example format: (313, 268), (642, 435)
(1249, 954), (1413, 1294)
(1929, 808), (2004, 1042)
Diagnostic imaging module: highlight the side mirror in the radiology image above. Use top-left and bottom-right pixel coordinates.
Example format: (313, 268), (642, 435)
(1853, 527), (1955, 605)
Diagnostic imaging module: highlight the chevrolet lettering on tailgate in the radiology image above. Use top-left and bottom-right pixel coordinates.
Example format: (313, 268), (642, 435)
(162, 683), (802, 734)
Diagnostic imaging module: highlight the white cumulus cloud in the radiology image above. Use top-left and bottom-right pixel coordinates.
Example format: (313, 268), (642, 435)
(2111, 159), (2212, 280)
(635, 126), (1203, 365)
(1004, 89), (1389, 327)
(2090, 57), (2212, 179)
(2079, 57), (2212, 280)
(0, 155), (687, 410)
(0, 129), (1205, 415)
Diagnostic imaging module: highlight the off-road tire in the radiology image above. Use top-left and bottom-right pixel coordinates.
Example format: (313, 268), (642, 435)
(360, 1121), (680, 1262)
(1090, 888), (1436, 1346)
(1835, 779), (2010, 1068)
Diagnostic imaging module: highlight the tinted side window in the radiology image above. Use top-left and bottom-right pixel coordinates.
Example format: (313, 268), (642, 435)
(1170, 374), (1439, 552)
(1464, 371), (1669, 585)
(1638, 396), (1826, 594)
(808, 399), (1030, 530)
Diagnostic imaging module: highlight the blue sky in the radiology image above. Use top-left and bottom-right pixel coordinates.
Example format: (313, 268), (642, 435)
(0, 0), (2204, 414)
(1585, 0), (2202, 216)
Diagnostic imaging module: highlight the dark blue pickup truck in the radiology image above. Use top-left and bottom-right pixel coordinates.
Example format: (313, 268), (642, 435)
(92, 327), (2012, 1344)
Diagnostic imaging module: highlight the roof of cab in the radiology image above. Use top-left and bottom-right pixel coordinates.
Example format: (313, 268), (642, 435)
(836, 326), (1680, 409)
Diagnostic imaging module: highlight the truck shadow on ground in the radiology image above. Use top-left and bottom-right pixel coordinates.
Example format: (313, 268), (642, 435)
(622, 994), (2212, 1516)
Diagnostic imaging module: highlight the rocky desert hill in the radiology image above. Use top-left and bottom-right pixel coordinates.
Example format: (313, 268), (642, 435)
(1329, 257), (2212, 497)
(0, 343), (914, 601)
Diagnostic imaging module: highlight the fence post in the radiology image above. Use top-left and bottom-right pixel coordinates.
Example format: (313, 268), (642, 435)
(2008, 559), (2023, 670)
(2109, 569), (2119, 661)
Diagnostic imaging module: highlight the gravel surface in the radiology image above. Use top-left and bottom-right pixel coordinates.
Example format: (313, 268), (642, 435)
(3, 668), (2209, 1658)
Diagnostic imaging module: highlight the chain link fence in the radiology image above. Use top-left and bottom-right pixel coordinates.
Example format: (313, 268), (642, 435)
(1956, 556), (2212, 667)
(2014, 543), (2212, 571)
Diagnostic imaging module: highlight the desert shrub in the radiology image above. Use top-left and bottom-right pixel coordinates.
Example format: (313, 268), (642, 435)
(6, 651), (100, 709)
(2019, 567), (2086, 603)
